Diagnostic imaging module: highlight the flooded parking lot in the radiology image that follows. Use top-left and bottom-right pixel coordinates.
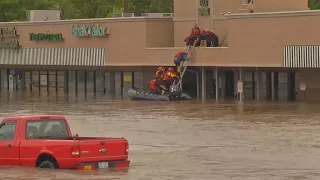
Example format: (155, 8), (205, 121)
(0, 93), (320, 179)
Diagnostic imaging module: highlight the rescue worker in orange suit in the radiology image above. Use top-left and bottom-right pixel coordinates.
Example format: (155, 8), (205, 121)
(163, 67), (180, 89)
(184, 23), (201, 52)
(149, 77), (167, 95)
(162, 68), (179, 89)
(174, 51), (188, 73)
(155, 67), (166, 77)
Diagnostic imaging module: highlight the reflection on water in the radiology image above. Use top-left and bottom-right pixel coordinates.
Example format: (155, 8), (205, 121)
(0, 92), (320, 179)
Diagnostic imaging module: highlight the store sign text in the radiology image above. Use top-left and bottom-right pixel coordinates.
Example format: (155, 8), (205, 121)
(29, 33), (64, 42)
(0, 27), (20, 49)
(71, 25), (109, 37)
(0, 40), (20, 49)
(0, 27), (18, 37)
(199, 0), (210, 16)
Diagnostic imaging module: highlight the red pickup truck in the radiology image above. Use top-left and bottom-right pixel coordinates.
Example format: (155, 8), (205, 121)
(0, 115), (130, 170)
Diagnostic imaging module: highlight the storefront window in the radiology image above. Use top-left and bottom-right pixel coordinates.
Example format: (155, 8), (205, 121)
(31, 71), (39, 93)
(134, 72), (143, 89)
(115, 72), (122, 96)
(77, 70), (85, 94)
(48, 71), (56, 90)
(25, 71), (31, 91)
(56, 71), (65, 90)
(68, 70), (76, 93)
(1, 69), (7, 89)
(104, 72), (111, 93)
(122, 72), (132, 92)
(95, 71), (105, 93)
(86, 70), (94, 93)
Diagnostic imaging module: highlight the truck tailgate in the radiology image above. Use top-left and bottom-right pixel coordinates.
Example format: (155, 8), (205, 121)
(79, 138), (128, 161)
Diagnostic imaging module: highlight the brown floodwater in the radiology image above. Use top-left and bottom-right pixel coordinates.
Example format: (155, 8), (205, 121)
(0, 92), (320, 180)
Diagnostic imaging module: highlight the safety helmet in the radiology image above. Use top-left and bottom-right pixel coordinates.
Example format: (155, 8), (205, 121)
(168, 68), (174, 72)
(157, 67), (164, 71)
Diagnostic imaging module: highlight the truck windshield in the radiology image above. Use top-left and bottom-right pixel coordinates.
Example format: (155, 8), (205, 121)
(26, 119), (69, 140)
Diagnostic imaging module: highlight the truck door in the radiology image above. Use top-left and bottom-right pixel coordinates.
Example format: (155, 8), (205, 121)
(0, 120), (19, 166)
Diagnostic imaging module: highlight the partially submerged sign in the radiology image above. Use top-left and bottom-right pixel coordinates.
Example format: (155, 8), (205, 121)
(0, 27), (20, 49)
(71, 24), (109, 37)
(29, 33), (64, 42)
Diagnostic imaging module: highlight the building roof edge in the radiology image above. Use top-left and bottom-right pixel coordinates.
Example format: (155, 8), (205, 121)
(0, 16), (173, 26)
(225, 9), (320, 19)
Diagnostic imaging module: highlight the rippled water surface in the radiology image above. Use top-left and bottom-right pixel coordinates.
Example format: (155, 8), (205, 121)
(0, 93), (320, 180)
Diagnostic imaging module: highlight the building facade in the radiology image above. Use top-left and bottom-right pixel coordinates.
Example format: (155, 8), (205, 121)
(0, 0), (318, 101)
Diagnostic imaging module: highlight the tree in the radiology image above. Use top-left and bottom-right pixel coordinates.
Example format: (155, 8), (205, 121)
(0, 0), (174, 22)
(128, 0), (173, 16)
(0, 0), (56, 22)
(52, 0), (77, 19)
(57, 0), (124, 19)
(3, 0), (319, 22)
(148, 0), (173, 13)
(309, 0), (320, 9)
(59, 0), (173, 19)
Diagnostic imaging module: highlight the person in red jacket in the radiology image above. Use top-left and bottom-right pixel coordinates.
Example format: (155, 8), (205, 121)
(205, 31), (219, 47)
(184, 36), (190, 46)
(190, 23), (201, 37)
(149, 78), (167, 95)
(184, 23), (201, 51)
(174, 51), (188, 73)
(196, 29), (207, 48)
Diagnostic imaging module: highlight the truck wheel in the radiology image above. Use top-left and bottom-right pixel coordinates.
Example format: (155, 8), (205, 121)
(38, 160), (56, 169)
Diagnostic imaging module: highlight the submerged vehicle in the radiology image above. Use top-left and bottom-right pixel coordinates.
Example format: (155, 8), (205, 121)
(127, 85), (192, 101)
(0, 115), (130, 170)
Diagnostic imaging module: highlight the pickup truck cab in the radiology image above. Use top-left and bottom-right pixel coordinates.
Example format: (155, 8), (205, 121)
(0, 115), (130, 170)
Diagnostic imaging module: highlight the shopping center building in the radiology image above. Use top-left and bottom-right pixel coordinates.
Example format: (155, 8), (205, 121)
(0, 0), (319, 101)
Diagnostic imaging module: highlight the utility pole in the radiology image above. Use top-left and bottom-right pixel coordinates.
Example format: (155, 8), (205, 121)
(124, 0), (129, 13)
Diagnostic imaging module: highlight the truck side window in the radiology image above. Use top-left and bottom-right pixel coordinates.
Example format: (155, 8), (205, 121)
(0, 121), (17, 140)
(26, 120), (68, 139)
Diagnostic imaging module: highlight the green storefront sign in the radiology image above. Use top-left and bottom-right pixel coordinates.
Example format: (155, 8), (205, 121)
(200, 0), (208, 6)
(71, 25), (108, 37)
(29, 33), (64, 42)
(199, 0), (210, 16)
(0, 27), (20, 49)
